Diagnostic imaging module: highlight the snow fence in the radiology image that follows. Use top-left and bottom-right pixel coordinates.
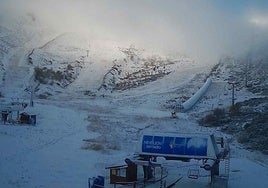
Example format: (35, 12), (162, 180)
(182, 78), (212, 111)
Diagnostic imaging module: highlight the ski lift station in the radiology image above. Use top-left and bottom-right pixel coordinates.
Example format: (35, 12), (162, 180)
(89, 133), (230, 188)
(138, 133), (219, 160)
(0, 101), (36, 125)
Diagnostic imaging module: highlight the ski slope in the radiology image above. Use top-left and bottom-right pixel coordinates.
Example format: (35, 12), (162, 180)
(0, 14), (268, 188)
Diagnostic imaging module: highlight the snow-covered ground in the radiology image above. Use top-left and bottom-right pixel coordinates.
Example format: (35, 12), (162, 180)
(0, 17), (268, 188)
(1, 90), (268, 188)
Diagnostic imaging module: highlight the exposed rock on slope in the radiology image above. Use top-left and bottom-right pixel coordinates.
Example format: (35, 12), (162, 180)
(200, 97), (268, 154)
(99, 47), (191, 91)
(210, 56), (268, 95)
(200, 55), (268, 154)
(29, 33), (89, 94)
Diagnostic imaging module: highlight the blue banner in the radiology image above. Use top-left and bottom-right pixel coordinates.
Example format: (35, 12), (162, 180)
(142, 135), (208, 157)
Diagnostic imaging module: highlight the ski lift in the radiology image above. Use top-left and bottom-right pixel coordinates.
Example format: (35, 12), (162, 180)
(88, 176), (105, 188)
(187, 168), (200, 179)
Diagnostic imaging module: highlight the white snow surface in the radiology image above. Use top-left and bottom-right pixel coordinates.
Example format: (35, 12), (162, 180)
(1, 92), (268, 188)
(0, 21), (267, 187)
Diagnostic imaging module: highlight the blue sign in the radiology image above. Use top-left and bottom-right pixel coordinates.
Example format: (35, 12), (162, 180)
(142, 135), (208, 157)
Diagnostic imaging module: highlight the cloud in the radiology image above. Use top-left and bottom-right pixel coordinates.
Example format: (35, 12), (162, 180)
(250, 16), (268, 27)
(0, 0), (267, 63)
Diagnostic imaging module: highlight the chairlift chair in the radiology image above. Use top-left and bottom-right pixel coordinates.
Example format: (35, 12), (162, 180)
(187, 168), (200, 179)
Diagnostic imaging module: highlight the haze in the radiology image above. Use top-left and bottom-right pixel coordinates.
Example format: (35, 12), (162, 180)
(1, 0), (268, 63)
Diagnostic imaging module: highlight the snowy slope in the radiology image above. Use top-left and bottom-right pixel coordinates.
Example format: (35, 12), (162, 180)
(29, 33), (90, 94)
(0, 26), (23, 88)
(1, 93), (268, 188)
(0, 14), (66, 99)
(0, 13), (268, 188)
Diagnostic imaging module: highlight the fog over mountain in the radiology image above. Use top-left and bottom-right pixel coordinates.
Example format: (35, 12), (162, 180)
(0, 0), (268, 63)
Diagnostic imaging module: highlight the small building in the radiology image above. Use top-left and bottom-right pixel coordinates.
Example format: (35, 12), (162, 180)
(19, 112), (36, 125)
(1, 103), (26, 124)
(90, 133), (230, 188)
(137, 133), (219, 160)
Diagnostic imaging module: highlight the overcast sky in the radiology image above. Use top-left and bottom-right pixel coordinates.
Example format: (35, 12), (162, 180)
(0, 0), (268, 63)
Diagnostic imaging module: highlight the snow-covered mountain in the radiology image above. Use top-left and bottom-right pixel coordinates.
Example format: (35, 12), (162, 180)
(28, 33), (90, 97)
(0, 12), (268, 188)
(0, 17), (202, 99)
(0, 25), (23, 87)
